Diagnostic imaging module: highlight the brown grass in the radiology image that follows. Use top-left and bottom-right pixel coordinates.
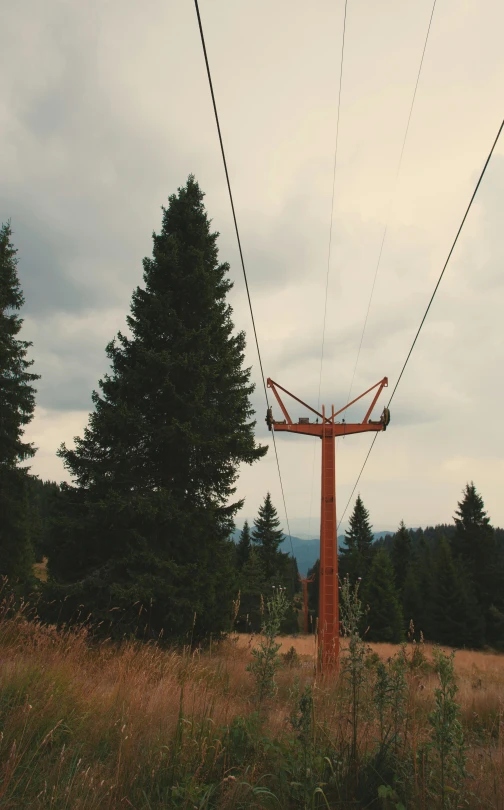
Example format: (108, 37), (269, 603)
(238, 631), (504, 670)
(32, 557), (48, 583)
(238, 632), (504, 740)
(1, 604), (504, 808)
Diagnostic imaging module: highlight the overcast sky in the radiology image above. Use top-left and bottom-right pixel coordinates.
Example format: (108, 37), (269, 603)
(2, 1), (503, 537)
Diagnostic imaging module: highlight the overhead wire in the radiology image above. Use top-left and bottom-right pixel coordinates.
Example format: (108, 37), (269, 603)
(318, 0), (349, 407)
(193, 0), (295, 560)
(345, 0), (437, 407)
(337, 116), (504, 529)
(306, 0), (349, 544)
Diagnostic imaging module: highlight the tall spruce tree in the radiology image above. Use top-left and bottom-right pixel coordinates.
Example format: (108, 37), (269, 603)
(432, 537), (484, 648)
(25, 478), (60, 562)
(251, 492), (285, 582)
(46, 177), (266, 640)
(236, 520), (251, 569)
(409, 534), (435, 639)
(361, 548), (404, 643)
(452, 483), (499, 612)
(340, 494), (374, 581)
(402, 562), (423, 637)
(237, 546), (265, 632)
(390, 520), (412, 595)
(0, 223), (40, 583)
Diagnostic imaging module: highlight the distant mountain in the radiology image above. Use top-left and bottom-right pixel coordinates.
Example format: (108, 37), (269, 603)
(231, 528), (393, 576)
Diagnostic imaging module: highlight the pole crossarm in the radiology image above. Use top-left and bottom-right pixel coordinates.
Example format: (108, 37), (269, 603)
(334, 376), (388, 421)
(266, 377), (390, 437)
(271, 422), (386, 437)
(267, 378), (323, 422)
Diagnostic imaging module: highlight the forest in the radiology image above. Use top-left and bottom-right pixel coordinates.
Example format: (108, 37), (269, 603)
(1, 177), (504, 653)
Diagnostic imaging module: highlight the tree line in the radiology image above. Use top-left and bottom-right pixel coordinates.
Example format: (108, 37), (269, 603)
(307, 488), (504, 650)
(234, 492), (299, 634)
(1, 178), (503, 651)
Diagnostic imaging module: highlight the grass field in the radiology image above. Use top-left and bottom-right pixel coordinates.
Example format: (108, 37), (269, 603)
(239, 630), (504, 680)
(239, 631), (504, 746)
(1, 598), (503, 809)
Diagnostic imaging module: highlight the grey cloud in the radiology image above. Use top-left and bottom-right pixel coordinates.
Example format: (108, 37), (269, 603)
(3, 207), (97, 316)
(234, 206), (390, 295)
(3, 0), (504, 529)
(468, 155), (504, 291)
(37, 373), (96, 413)
(0, 5), (203, 320)
(25, 318), (114, 411)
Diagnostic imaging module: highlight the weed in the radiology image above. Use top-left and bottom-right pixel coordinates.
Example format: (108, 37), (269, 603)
(378, 783), (406, 809)
(339, 577), (368, 773)
(246, 587), (288, 707)
(426, 648), (466, 808)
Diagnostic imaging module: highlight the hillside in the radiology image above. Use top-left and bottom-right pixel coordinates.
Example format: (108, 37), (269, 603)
(231, 529), (393, 575)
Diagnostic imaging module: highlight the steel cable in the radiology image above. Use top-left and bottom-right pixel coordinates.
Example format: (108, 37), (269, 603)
(194, 0), (294, 559)
(337, 117), (504, 529)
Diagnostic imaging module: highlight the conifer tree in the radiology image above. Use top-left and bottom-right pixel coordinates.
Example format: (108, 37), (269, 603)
(237, 546), (266, 632)
(252, 492), (285, 582)
(0, 223), (40, 583)
(236, 520), (251, 569)
(411, 535), (435, 639)
(402, 563), (423, 636)
(340, 494), (374, 581)
(287, 554), (301, 596)
(25, 478), (60, 562)
(390, 520), (412, 595)
(432, 537), (484, 648)
(361, 548), (404, 643)
(46, 178), (266, 640)
(452, 483), (499, 611)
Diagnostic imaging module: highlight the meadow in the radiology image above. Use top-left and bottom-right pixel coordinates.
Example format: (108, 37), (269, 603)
(1, 589), (503, 809)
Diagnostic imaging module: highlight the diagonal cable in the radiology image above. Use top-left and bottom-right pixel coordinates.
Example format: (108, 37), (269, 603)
(337, 116), (504, 529)
(346, 0), (437, 406)
(307, 0), (349, 545)
(193, 0), (294, 557)
(318, 0), (349, 406)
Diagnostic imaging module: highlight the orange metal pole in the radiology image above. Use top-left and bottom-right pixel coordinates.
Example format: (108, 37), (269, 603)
(266, 375), (388, 670)
(318, 405), (339, 668)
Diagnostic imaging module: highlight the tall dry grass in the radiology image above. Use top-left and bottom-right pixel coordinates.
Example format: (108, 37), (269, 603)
(1, 593), (504, 808)
(239, 633), (504, 734)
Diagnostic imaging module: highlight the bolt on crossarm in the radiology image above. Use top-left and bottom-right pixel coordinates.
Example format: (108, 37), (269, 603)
(266, 377), (390, 670)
